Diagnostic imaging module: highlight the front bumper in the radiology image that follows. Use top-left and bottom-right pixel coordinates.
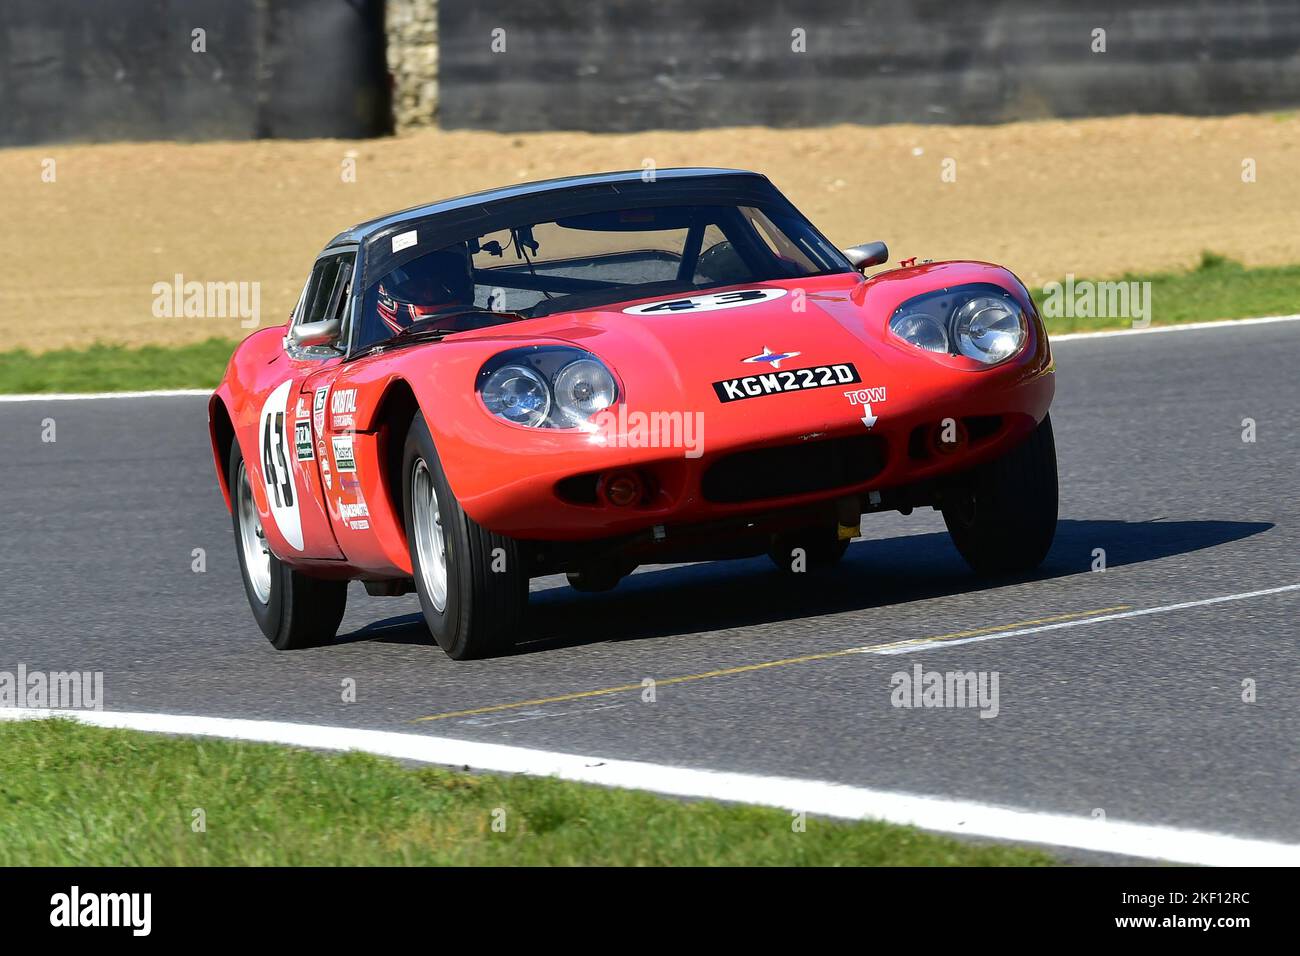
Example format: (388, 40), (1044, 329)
(457, 358), (1055, 541)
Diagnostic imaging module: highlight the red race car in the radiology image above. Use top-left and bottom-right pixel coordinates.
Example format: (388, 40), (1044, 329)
(209, 169), (1056, 659)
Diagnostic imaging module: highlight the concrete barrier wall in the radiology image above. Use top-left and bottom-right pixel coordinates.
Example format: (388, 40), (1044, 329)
(0, 0), (391, 146)
(7, 0), (1299, 142)
(436, 0), (1300, 131)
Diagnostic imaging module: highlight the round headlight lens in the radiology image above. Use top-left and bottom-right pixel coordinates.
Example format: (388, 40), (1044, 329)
(552, 358), (618, 428)
(953, 296), (1024, 364)
(889, 312), (949, 353)
(481, 364), (550, 427)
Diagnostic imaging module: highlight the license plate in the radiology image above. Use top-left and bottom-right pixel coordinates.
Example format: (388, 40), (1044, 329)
(712, 363), (861, 403)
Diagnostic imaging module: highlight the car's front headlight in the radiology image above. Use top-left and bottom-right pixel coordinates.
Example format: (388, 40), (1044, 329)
(888, 283), (1027, 365)
(477, 347), (619, 429)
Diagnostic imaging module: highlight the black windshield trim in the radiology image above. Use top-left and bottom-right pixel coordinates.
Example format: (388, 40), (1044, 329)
(357, 175), (849, 297)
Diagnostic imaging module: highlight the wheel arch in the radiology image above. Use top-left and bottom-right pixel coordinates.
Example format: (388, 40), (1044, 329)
(370, 377), (421, 541)
(208, 390), (237, 511)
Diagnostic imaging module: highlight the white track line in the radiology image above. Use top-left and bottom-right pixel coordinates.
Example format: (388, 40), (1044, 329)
(1, 707), (1296, 866)
(1, 314), (1296, 404)
(868, 583), (1300, 656)
(0, 388), (210, 403)
(1051, 312), (1300, 341)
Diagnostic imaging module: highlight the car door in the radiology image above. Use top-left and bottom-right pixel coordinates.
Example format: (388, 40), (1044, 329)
(259, 248), (357, 561)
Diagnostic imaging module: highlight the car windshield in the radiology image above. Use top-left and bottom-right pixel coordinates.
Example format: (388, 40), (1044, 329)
(355, 189), (851, 350)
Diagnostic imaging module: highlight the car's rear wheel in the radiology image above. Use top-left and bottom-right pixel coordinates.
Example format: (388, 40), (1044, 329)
(941, 414), (1058, 575)
(402, 412), (528, 659)
(229, 443), (347, 650)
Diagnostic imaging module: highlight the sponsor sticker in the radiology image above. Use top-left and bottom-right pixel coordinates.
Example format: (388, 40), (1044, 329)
(623, 287), (787, 315)
(332, 435), (356, 473)
(294, 419), (313, 461)
(313, 387), (329, 432)
(318, 439), (332, 489)
(331, 388), (357, 430)
(338, 501), (369, 521)
(713, 362), (861, 403)
(337, 499), (370, 530)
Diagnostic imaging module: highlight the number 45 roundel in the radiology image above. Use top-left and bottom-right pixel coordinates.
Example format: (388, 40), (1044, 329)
(257, 379), (304, 551)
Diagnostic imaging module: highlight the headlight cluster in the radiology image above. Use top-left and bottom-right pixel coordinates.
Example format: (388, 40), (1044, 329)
(478, 347), (618, 429)
(888, 283), (1027, 365)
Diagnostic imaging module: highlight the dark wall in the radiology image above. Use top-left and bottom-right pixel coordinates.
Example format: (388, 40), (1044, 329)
(0, 0), (390, 146)
(439, 0), (1300, 131)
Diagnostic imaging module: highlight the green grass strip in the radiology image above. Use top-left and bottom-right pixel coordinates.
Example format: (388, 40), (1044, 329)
(0, 338), (237, 394)
(1, 255), (1293, 394)
(1032, 252), (1300, 334)
(0, 719), (1054, 866)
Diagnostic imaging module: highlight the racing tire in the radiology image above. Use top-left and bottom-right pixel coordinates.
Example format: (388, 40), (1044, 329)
(768, 528), (850, 573)
(941, 414), (1058, 575)
(402, 412), (528, 659)
(229, 442), (348, 650)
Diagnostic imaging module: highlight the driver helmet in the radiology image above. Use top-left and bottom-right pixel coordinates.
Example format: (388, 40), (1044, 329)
(377, 245), (474, 333)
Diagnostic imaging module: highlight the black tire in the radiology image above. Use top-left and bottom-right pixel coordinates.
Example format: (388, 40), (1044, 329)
(228, 442), (347, 650)
(768, 528), (850, 573)
(402, 412), (528, 659)
(941, 414), (1059, 575)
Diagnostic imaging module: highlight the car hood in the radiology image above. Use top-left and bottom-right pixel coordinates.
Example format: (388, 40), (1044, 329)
(435, 261), (1045, 449)
(463, 274), (891, 410)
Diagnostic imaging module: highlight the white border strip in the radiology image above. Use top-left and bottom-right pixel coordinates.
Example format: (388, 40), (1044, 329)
(0, 388), (211, 403)
(1, 315), (1296, 404)
(2, 707), (1295, 866)
(1051, 312), (1300, 341)
(870, 583), (1300, 656)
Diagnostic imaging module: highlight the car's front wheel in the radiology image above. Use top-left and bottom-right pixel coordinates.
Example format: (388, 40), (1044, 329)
(941, 414), (1059, 575)
(402, 412), (528, 659)
(229, 443), (348, 649)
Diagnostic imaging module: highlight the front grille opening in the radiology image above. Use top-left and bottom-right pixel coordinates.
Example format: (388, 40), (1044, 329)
(965, 415), (1002, 442)
(701, 435), (885, 504)
(555, 473), (599, 505)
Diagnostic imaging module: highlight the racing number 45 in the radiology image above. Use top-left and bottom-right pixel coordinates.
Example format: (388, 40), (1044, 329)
(262, 410), (294, 508)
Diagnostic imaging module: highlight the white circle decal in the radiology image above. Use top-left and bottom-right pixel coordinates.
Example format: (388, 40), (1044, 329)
(257, 379), (304, 551)
(623, 287), (788, 315)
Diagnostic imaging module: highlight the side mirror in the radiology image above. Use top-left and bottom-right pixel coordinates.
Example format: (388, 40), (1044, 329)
(843, 241), (889, 271)
(288, 318), (340, 348)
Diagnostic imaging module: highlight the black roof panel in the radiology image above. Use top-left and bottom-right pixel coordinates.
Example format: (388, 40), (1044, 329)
(325, 167), (760, 249)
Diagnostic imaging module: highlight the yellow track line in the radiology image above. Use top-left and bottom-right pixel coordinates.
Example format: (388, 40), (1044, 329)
(414, 604), (1130, 722)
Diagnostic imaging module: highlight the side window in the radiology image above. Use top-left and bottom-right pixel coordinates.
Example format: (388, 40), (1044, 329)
(304, 256), (352, 325)
(288, 252), (354, 355)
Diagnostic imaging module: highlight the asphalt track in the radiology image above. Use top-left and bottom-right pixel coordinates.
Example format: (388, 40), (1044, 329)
(2, 320), (1298, 856)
